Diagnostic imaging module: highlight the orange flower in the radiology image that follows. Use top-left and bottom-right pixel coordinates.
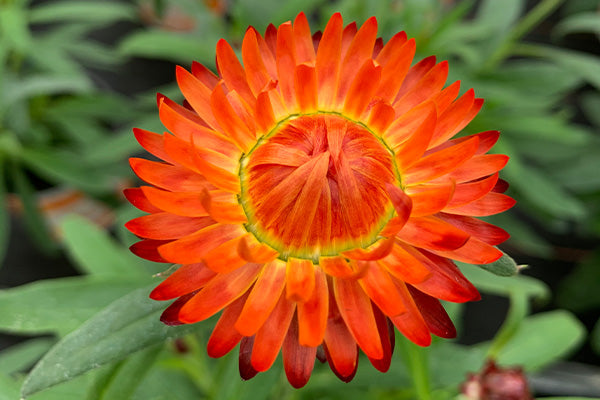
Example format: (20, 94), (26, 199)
(125, 13), (515, 387)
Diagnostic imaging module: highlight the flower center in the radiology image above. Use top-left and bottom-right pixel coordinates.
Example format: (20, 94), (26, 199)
(239, 114), (398, 261)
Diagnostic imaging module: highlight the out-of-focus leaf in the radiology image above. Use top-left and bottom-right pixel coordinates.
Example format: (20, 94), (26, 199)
(0, 338), (54, 375)
(488, 213), (552, 258)
(474, 0), (524, 35)
(581, 91), (600, 128)
(0, 374), (20, 400)
(0, 277), (151, 336)
(557, 251), (600, 312)
(477, 250), (519, 276)
(429, 343), (488, 387)
(21, 286), (200, 398)
(28, 1), (136, 25)
(60, 214), (147, 277)
(0, 160), (8, 265)
(19, 147), (114, 194)
(552, 145), (600, 192)
(131, 365), (203, 400)
(459, 262), (550, 301)
(86, 345), (162, 400)
(0, 5), (32, 52)
(10, 163), (57, 255)
(554, 12), (600, 37)
(496, 310), (586, 371)
(495, 115), (590, 146)
(517, 44), (600, 90)
(118, 30), (216, 64)
(592, 318), (600, 355)
(2, 75), (91, 106)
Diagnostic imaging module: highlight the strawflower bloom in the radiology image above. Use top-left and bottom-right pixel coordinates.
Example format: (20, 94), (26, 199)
(125, 13), (515, 388)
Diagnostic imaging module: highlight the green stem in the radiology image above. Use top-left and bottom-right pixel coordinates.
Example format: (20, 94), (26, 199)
(483, 0), (564, 70)
(487, 290), (529, 358)
(399, 337), (432, 400)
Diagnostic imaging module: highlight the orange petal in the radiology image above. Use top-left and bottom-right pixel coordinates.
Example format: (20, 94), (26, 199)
(123, 187), (161, 213)
(129, 158), (208, 192)
(158, 223), (245, 264)
(297, 267), (328, 346)
(200, 189), (246, 223)
(191, 61), (219, 88)
(358, 261), (406, 317)
(237, 235), (279, 263)
(448, 154), (509, 183)
(367, 306), (394, 372)
(385, 100), (436, 151)
(210, 82), (255, 152)
(286, 258), (316, 303)
(378, 242), (432, 284)
(175, 66), (220, 129)
(394, 103), (437, 170)
(444, 192), (516, 217)
(255, 90), (277, 134)
(283, 315), (317, 389)
(295, 64), (318, 112)
(140, 186), (207, 217)
(202, 235), (249, 273)
(404, 136), (479, 184)
(407, 285), (456, 339)
(395, 55), (436, 100)
(434, 236), (503, 264)
(129, 239), (169, 263)
(342, 59), (381, 118)
(389, 279), (432, 346)
(367, 101), (396, 135)
(235, 260), (287, 336)
(429, 89), (477, 148)
(376, 37), (414, 103)
(150, 263), (216, 301)
(319, 256), (367, 279)
(206, 292), (248, 357)
(323, 289), (358, 382)
(315, 13), (343, 108)
(396, 216), (470, 252)
(126, 213), (214, 240)
(394, 61), (448, 116)
(178, 263), (262, 323)
(239, 336), (258, 380)
(342, 237), (394, 261)
(407, 180), (455, 217)
(293, 12), (316, 63)
(251, 292), (296, 371)
(333, 277), (383, 360)
(385, 183), (413, 225)
(276, 21), (297, 109)
(446, 172), (498, 209)
(437, 213), (509, 245)
(132, 128), (173, 163)
(216, 38), (255, 108)
(242, 28), (271, 95)
(159, 291), (196, 326)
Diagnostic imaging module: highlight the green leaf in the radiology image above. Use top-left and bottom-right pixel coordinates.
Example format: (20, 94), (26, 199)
(474, 0), (524, 34)
(130, 364), (203, 400)
(557, 251), (600, 312)
(21, 285), (200, 398)
(0, 276), (150, 336)
(0, 338), (54, 375)
(459, 262), (550, 301)
(2, 75), (92, 106)
(496, 310), (586, 371)
(592, 318), (600, 355)
(86, 345), (162, 400)
(554, 11), (600, 37)
(0, 5), (32, 52)
(60, 214), (147, 277)
(10, 163), (57, 255)
(0, 160), (9, 265)
(118, 30), (217, 64)
(581, 91), (600, 128)
(0, 374), (20, 400)
(19, 147), (114, 194)
(28, 1), (136, 25)
(478, 250), (519, 276)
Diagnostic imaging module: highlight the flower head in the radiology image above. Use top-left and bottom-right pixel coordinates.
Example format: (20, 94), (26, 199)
(125, 12), (515, 388)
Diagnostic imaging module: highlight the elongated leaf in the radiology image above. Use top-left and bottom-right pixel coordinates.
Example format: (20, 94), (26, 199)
(86, 345), (162, 400)
(28, 1), (136, 25)
(592, 318), (600, 355)
(0, 5), (32, 52)
(0, 160), (8, 265)
(118, 30), (216, 64)
(0, 277), (150, 336)
(478, 250), (519, 276)
(496, 310), (585, 371)
(19, 147), (114, 194)
(0, 375), (20, 400)
(557, 252), (600, 312)
(3, 75), (91, 106)
(21, 285), (200, 398)
(458, 262), (550, 301)
(0, 338), (54, 375)
(60, 214), (147, 277)
(554, 12), (600, 37)
(475, 0), (524, 34)
(10, 163), (57, 255)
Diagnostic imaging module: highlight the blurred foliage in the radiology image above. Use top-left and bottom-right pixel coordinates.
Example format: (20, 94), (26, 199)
(0, 0), (599, 399)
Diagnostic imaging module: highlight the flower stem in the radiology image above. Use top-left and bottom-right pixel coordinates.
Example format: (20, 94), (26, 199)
(483, 0), (565, 70)
(398, 337), (432, 400)
(487, 291), (529, 358)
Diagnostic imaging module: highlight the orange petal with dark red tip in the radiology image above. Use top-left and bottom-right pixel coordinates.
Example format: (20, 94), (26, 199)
(130, 239), (169, 263)
(434, 237), (503, 264)
(207, 292), (248, 357)
(448, 154), (509, 183)
(235, 260), (287, 336)
(437, 213), (509, 245)
(445, 192), (516, 217)
(446, 172), (498, 209)
(126, 213), (214, 240)
(342, 237), (394, 261)
(407, 181), (455, 217)
(150, 263), (216, 301)
(367, 306), (394, 372)
(323, 289), (359, 381)
(239, 336), (259, 380)
(283, 316), (317, 389)
(297, 267), (328, 346)
(389, 279), (431, 346)
(407, 285), (456, 339)
(178, 263), (262, 323)
(396, 216), (470, 252)
(315, 13), (343, 107)
(123, 188), (161, 213)
(358, 261), (406, 317)
(159, 292), (196, 326)
(378, 242), (432, 284)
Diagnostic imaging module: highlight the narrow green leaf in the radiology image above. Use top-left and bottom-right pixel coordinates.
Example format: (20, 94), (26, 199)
(2, 75), (92, 106)
(0, 5), (32, 52)
(458, 262), (550, 301)
(0, 338), (54, 375)
(28, 1), (136, 25)
(60, 214), (147, 277)
(475, 0), (524, 34)
(10, 163), (57, 255)
(0, 160), (9, 265)
(0, 374), (20, 400)
(496, 310), (586, 371)
(591, 318), (600, 355)
(0, 277), (150, 336)
(118, 30), (217, 64)
(557, 252), (600, 312)
(86, 345), (162, 400)
(478, 250), (519, 276)
(19, 147), (114, 194)
(21, 286), (199, 398)
(554, 12), (600, 37)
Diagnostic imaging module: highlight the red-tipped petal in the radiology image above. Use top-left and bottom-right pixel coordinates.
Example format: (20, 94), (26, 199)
(150, 263), (216, 301)
(283, 315), (317, 388)
(207, 292), (248, 357)
(396, 216), (470, 252)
